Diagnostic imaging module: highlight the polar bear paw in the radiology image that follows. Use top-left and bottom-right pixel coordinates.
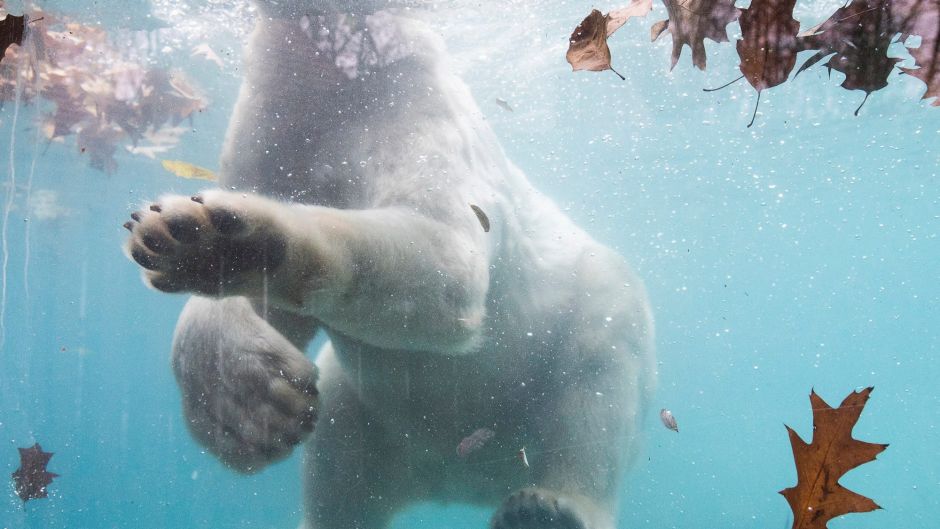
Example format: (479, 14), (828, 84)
(173, 297), (319, 473)
(491, 488), (590, 529)
(124, 191), (287, 296)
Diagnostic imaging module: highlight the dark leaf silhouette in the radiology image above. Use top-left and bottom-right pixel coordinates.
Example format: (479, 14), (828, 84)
(895, 0), (940, 105)
(567, 0), (653, 78)
(0, 13), (25, 65)
(565, 0), (940, 116)
(780, 387), (887, 529)
(736, 0), (801, 91)
(651, 0), (740, 70)
(735, 0), (801, 124)
(797, 0), (904, 114)
(11, 443), (59, 503)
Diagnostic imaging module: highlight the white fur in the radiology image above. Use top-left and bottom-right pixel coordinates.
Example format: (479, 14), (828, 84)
(127, 2), (655, 528)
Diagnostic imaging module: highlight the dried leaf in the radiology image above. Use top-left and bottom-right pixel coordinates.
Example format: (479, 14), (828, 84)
(0, 13), (25, 65)
(566, 1), (653, 77)
(567, 9), (615, 73)
(780, 388), (887, 529)
(161, 159), (218, 181)
(895, 0), (940, 105)
(607, 0), (655, 36)
(651, 0), (740, 70)
(11, 443), (59, 503)
(736, 0), (801, 92)
(797, 0), (904, 113)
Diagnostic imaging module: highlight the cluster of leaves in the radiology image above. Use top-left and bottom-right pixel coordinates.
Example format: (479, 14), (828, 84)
(567, 0), (940, 123)
(0, 7), (207, 172)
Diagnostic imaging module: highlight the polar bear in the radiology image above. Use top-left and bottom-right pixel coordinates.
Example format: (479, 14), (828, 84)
(124, 1), (655, 528)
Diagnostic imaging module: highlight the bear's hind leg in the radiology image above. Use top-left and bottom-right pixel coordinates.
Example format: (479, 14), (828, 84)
(493, 281), (654, 529)
(302, 344), (413, 529)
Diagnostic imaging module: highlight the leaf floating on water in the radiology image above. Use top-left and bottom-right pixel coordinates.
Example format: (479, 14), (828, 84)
(0, 13), (25, 65)
(780, 387), (887, 529)
(161, 160), (218, 181)
(736, 0), (801, 126)
(797, 0), (905, 114)
(895, 0), (940, 106)
(650, 0), (740, 70)
(457, 427), (495, 458)
(660, 408), (679, 432)
(11, 443), (59, 503)
(470, 204), (490, 233)
(566, 0), (652, 78)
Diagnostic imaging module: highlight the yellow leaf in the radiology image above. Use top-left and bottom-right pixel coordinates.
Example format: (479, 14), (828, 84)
(161, 160), (217, 181)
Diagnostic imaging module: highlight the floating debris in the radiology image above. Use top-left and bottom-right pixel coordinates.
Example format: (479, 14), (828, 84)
(191, 43), (224, 69)
(456, 427), (495, 458)
(469, 204), (490, 232)
(517, 446), (530, 468)
(0, 7), (208, 173)
(0, 14), (25, 66)
(11, 443), (59, 503)
(660, 408), (679, 432)
(494, 97), (513, 112)
(161, 159), (218, 181)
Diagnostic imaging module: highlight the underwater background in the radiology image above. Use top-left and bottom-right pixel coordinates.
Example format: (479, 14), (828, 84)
(0, 0), (937, 528)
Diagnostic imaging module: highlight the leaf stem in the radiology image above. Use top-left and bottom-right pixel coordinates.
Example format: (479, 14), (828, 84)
(747, 90), (761, 128)
(703, 74), (744, 92)
(609, 66), (626, 81)
(854, 92), (870, 116)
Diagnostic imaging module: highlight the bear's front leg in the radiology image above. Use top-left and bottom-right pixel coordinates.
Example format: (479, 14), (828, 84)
(125, 189), (489, 354)
(172, 296), (319, 473)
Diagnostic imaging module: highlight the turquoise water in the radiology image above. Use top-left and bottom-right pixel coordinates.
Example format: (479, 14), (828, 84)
(0, 1), (937, 528)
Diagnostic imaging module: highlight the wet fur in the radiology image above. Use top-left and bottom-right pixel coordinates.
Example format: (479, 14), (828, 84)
(125, 2), (655, 528)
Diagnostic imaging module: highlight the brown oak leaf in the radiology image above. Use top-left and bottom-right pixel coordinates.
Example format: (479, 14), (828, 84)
(12, 443), (59, 503)
(735, 0), (801, 125)
(651, 0), (740, 70)
(566, 0), (653, 78)
(780, 387), (887, 529)
(736, 0), (801, 91)
(894, 0), (940, 105)
(797, 0), (905, 114)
